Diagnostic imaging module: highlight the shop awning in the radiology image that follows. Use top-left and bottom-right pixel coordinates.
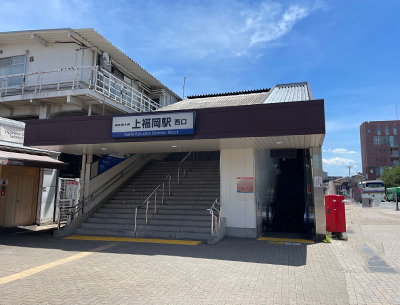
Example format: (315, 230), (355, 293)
(0, 150), (67, 170)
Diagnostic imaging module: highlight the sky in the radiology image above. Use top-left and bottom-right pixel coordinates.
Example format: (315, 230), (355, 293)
(1, 0), (399, 176)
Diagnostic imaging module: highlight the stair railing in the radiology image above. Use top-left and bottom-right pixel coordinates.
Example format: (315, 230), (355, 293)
(57, 153), (151, 230)
(177, 152), (196, 185)
(207, 198), (222, 236)
(134, 152), (198, 233)
(134, 174), (172, 233)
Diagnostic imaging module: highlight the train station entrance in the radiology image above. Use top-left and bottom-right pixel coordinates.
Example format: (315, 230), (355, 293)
(23, 86), (326, 242)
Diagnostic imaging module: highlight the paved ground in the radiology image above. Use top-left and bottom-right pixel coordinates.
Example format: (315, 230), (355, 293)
(0, 202), (399, 305)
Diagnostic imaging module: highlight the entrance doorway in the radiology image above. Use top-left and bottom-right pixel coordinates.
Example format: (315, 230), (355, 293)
(0, 166), (40, 227)
(264, 149), (314, 237)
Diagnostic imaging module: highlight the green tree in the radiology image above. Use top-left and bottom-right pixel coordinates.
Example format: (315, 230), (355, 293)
(380, 166), (400, 188)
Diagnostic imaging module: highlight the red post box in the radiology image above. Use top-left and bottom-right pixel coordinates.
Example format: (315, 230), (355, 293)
(325, 195), (346, 233)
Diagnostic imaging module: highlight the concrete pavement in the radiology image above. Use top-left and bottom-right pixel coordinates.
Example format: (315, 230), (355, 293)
(0, 202), (399, 304)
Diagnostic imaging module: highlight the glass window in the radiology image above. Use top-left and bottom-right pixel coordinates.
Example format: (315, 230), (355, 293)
(377, 127), (381, 135)
(382, 136), (389, 145)
(368, 129), (371, 133)
(394, 127), (397, 135)
(374, 136), (380, 145)
(366, 182), (384, 188)
(385, 126), (389, 135)
(0, 55), (25, 87)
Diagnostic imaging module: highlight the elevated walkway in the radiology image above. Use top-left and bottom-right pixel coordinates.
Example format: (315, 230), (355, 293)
(75, 160), (220, 241)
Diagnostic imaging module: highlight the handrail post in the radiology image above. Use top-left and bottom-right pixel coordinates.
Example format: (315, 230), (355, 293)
(57, 206), (61, 230)
(134, 207), (138, 233)
(169, 176), (171, 197)
(210, 210), (214, 236)
(162, 182), (165, 205)
(146, 201), (149, 225)
(154, 191), (157, 214)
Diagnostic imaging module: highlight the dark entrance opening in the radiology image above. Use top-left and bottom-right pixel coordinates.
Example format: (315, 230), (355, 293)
(264, 149), (314, 238)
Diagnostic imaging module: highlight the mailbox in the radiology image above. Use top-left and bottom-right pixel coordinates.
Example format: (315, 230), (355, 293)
(325, 195), (346, 233)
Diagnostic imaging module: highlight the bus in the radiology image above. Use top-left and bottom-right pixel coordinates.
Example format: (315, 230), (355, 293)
(359, 180), (385, 202)
(386, 187), (400, 201)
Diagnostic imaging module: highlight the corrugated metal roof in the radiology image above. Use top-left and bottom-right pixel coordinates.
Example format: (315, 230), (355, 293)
(157, 92), (269, 111)
(0, 28), (181, 100)
(263, 82), (313, 104)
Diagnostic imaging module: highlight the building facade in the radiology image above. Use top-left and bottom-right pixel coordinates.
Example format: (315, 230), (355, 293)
(360, 120), (399, 180)
(0, 28), (180, 120)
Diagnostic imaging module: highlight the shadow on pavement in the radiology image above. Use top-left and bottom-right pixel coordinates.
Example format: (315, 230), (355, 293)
(0, 226), (311, 267)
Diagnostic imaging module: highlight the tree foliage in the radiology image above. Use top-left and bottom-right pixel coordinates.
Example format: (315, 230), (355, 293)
(380, 166), (400, 188)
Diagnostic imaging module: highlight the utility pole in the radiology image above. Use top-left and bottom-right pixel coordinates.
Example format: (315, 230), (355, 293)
(183, 77), (187, 99)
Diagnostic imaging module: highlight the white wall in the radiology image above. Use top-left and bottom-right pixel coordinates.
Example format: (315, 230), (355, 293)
(1, 42), (94, 87)
(221, 148), (256, 237)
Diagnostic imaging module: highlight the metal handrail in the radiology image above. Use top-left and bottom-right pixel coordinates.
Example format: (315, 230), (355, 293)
(134, 174), (172, 233)
(207, 198), (222, 236)
(57, 153), (151, 230)
(0, 66), (160, 113)
(134, 152), (198, 233)
(177, 152), (196, 185)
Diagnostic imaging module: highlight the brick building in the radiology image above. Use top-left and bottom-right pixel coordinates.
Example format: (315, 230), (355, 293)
(360, 120), (399, 180)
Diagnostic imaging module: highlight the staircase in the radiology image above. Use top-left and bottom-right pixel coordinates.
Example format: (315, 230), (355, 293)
(75, 160), (220, 240)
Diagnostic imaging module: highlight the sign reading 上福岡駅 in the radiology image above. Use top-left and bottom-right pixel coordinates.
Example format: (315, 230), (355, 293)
(112, 112), (196, 138)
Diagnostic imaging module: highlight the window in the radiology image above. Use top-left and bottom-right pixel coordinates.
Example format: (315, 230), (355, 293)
(385, 126), (389, 135)
(394, 127), (397, 135)
(382, 136), (389, 145)
(390, 136), (398, 147)
(377, 126), (381, 135)
(0, 55), (25, 87)
(366, 182), (384, 188)
(379, 149), (381, 152)
(368, 129), (370, 133)
(374, 136), (380, 145)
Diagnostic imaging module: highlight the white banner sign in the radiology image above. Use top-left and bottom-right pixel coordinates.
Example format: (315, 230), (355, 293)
(0, 125), (24, 144)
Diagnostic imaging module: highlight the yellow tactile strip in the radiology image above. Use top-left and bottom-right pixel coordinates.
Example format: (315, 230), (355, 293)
(0, 242), (118, 285)
(65, 235), (202, 245)
(258, 237), (314, 244)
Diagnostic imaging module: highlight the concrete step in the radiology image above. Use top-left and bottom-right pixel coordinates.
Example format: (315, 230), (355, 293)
(87, 217), (146, 225)
(93, 212), (209, 222)
(76, 228), (138, 238)
(147, 219), (210, 227)
(137, 230), (209, 240)
(156, 209), (209, 216)
(81, 222), (136, 230)
(141, 224), (210, 234)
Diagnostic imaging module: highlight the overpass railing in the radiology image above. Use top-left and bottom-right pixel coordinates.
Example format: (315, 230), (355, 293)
(0, 66), (159, 112)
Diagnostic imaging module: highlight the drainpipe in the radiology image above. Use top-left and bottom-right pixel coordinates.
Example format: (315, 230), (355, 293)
(22, 50), (29, 94)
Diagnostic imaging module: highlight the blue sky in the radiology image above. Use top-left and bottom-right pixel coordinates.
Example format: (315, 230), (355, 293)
(1, 0), (399, 176)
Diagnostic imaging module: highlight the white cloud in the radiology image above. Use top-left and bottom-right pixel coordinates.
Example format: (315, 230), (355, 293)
(146, 0), (323, 61)
(323, 157), (355, 166)
(243, 4), (310, 47)
(331, 148), (357, 154)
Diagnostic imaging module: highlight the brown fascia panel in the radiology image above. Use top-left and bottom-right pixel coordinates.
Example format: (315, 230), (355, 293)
(24, 99), (325, 146)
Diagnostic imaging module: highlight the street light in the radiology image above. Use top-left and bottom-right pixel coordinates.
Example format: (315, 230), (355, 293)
(346, 166), (353, 177)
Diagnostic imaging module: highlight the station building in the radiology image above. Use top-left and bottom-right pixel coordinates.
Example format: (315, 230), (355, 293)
(1, 28), (326, 242)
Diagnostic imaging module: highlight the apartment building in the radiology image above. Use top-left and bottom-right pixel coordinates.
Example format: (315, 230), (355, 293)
(360, 120), (399, 179)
